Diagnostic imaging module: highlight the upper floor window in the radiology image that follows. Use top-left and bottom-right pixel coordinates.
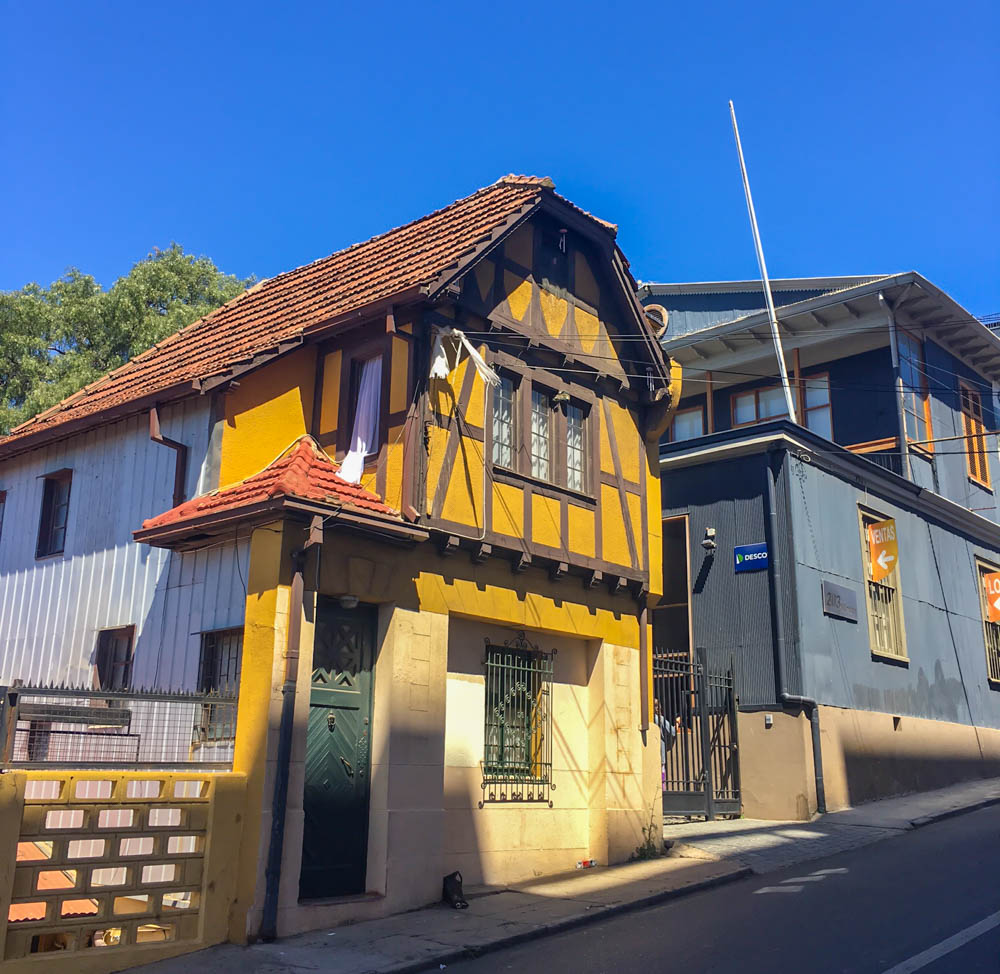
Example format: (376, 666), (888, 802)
(670, 406), (705, 442)
(897, 331), (932, 446)
(538, 227), (569, 290)
(492, 375), (516, 469)
(566, 404), (586, 491)
(732, 376), (832, 439)
(36, 470), (72, 558)
(960, 382), (990, 488)
(340, 354), (383, 484)
(530, 388), (551, 481)
(94, 626), (134, 691)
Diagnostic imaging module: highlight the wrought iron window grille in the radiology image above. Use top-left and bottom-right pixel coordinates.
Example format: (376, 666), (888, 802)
(481, 631), (555, 807)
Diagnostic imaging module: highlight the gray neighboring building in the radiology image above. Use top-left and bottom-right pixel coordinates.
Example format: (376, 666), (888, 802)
(641, 273), (1000, 819)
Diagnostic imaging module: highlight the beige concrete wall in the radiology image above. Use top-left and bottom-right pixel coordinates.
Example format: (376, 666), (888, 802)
(737, 710), (817, 821)
(818, 705), (1000, 811)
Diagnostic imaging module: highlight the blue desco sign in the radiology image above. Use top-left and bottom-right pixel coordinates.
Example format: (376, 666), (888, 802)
(734, 542), (769, 573)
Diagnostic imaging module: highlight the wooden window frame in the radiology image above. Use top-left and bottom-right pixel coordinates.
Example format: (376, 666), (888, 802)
(564, 401), (588, 493)
(800, 372), (832, 438)
(897, 329), (934, 456)
(974, 557), (1000, 686)
(669, 405), (705, 442)
(93, 626), (135, 691)
(529, 386), (553, 482)
(198, 628), (244, 694)
(960, 381), (991, 489)
(36, 469), (73, 559)
(858, 505), (908, 663)
(491, 373), (518, 471)
(731, 375), (832, 437)
(335, 336), (390, 461)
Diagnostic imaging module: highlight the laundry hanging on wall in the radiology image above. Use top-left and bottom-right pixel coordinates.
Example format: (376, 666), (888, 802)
(429, 327), (499, 388)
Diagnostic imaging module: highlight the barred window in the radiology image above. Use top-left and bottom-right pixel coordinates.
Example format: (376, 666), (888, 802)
(483, 634), (553, 798)
(566, 404), (586, 491)
(976, 562), (1000, 684)
(860, 509), (907, 660)
(530, 388), (551, 481)
(492, 375), (516, 469)
(197, 629), (242, 743)
(95, 627), (134, 691)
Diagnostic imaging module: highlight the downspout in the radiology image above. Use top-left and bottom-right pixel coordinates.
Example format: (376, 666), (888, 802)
(260, 516), (323, 941)
(149, 405), (188, 507)
(765, 447), (826, 814)
(879, 292), (913, 483)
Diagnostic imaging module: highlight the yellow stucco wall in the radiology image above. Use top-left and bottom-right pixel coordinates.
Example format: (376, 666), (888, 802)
(219, 347), (317, 487)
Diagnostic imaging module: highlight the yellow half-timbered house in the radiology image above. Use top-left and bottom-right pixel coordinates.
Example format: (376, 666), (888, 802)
(0, 176), (677, 946)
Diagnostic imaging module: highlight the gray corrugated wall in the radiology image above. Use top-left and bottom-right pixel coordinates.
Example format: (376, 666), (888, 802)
(662, 454), (782, 706)
(772, 450), (803, 696)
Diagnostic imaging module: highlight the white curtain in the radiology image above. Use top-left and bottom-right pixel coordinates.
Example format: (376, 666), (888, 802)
(340, 355), (382, 484)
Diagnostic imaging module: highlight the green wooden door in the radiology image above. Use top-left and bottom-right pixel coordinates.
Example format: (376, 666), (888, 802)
(300, 599), (375, 899)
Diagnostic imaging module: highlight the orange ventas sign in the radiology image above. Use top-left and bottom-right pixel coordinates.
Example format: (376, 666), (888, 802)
(983, 572), (1000, 623)
(867, 518), (898, 583)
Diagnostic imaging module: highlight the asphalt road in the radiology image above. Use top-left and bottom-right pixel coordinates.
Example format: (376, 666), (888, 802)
(444, 805), (1000, 974)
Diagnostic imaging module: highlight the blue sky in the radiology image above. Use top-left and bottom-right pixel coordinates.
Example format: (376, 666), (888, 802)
(2, 1), (997, 315)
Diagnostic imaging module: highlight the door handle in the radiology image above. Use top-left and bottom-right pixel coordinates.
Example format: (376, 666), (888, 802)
(340, 756), (354, 777)
(327, 712), (336, 731)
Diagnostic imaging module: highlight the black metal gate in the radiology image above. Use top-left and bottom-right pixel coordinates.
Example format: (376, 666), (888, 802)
(653, 647), (740, 820)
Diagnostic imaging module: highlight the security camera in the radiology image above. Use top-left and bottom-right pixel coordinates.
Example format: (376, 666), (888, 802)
(701, 527), (717, 552)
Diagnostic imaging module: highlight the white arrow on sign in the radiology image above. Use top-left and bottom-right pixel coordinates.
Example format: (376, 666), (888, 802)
(993, 596), (1000, 614)
(876, 550), (895, 572)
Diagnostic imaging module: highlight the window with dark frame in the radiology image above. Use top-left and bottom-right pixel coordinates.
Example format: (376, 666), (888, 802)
(483, 634), (553, 791)
(36, 471), (72, 558)
(492, 375), (516, 469)
(94, 627), (134, 691)
(197, 628), (243, 742)
(731, 376), (833, 439)
(669, 406), (705, 442)
(530, 388), (551, 481)
(898, 331), (932, 447)
(0, 490), (5, 545)
(538, 227), (569, 290)
(565, 403), (586, 491)
(960, 383), (990, 488)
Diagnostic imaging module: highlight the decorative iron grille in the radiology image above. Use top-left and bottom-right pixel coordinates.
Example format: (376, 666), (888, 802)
(481, 632), (554, 806)
(0, 684), (238, 770)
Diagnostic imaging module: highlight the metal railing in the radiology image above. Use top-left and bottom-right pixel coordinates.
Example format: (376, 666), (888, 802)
(481, 632), (554, 806)
(0, 684), (239, 770)
(867, 579), (905, 658)
(985, 621), (1000, 683)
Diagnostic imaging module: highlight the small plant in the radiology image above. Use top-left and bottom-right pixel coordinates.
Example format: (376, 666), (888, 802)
(629, 799), (663, 861)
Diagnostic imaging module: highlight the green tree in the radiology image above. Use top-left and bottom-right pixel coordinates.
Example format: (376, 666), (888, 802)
(0, 244), (253, 435)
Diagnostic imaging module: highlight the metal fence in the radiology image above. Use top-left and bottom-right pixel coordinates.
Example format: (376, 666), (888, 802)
(653, 648), (740, 820)
(481, 633), (554, 806)
(0, 684), (238, 770)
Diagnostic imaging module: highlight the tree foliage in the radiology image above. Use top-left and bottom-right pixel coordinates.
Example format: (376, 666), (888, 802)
(0, 245), (253, 435)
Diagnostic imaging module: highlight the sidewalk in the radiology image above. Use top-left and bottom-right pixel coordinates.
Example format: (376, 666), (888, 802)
(663, 776), (1000, 874)
(134, 777), (1000, 974)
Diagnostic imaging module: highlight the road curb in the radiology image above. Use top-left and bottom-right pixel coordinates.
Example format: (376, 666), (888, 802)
(910, 795), (1000, 829)
(383, 866), (753, 974)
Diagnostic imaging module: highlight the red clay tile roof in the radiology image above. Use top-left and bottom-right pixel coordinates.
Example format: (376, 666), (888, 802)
(140, 436), (398, 533)
(3, 175), (611, 455)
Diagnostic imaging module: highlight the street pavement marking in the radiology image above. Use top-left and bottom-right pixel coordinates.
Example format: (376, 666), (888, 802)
(811, 868), (848, 875)
(881, 910), (1000, 973)
(754, 886), (802, 894)
(782, 876), (826, 883)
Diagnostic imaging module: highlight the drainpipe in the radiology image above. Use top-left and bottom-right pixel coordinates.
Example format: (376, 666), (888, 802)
(879, 292), (913, 483)
(765, 447), (827, 814)
(149, 405), (188, 507)
(260, 516), (324, 942)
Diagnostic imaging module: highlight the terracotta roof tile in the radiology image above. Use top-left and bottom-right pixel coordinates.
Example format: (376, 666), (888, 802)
(140, 436), (398, 532)
(4, 175), (609, 453)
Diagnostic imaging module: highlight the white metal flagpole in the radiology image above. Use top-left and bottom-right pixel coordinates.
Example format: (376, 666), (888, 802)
(728, 100), (798, 424)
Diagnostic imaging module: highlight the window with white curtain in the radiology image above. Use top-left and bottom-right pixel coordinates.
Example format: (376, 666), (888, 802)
(530, 389), (551, 480)
(492, 376), (516, 468)
(566, 404), (586, 491)
(340, 355), (382, 484)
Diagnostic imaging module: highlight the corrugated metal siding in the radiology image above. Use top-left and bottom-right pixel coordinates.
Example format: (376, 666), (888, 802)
(662, 454), (779, 705)
(0, 399), (247, 689)
(786, 454), (1000, 730)
(645, 289), (827, 339)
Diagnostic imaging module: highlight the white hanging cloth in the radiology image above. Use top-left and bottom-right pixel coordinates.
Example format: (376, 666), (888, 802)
(429, 327), (499, 388)
(339, 355), (382, 484)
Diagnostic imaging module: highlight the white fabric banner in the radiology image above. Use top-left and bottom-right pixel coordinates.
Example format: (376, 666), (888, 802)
(429, 327), (499, 388)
